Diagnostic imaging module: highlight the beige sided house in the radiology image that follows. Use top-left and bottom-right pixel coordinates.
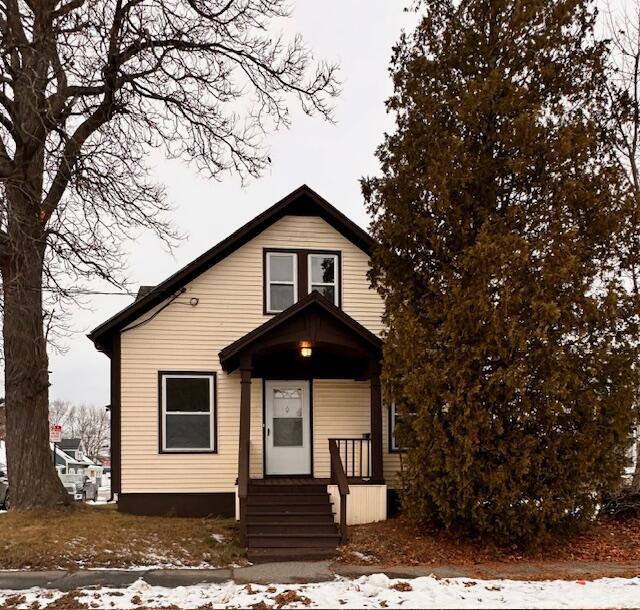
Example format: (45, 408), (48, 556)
(89, 185), (402, 561)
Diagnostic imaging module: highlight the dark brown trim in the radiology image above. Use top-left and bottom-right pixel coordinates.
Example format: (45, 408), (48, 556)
(263, 248), (342, 315)
(157, 371), (218, 454)
(89, 185), (374, 352)
(118, 492), (235, 518)
(262, 379), (314, 477)
(370, 372), (384, 484)
(220, 291), (382, 373)
(110, 334), (121, 497)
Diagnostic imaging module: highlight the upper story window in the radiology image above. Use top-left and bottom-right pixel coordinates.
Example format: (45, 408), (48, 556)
(308, 254), (339, 307)
(264, 249), (341, 314)
(266, 252), (298, 313)
(160, 372), (216, 453)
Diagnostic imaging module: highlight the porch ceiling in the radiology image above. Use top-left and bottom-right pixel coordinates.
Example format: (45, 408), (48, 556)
(218, 291), (382, 378)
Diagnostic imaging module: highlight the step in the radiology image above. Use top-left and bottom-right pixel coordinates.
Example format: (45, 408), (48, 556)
(247, 533), (340, 548)
(248, 485), (328, 495)
(247, 547), (338, 563)
(247, 522), (339, 535)
(247, 494), (331, 506)
(246, 512), (336, 524)
(247, 503), (333, 515)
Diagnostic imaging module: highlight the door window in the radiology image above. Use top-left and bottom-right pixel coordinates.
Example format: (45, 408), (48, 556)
(272, 388), (303, 447)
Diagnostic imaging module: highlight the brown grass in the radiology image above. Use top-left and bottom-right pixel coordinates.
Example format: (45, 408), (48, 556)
(338, 515), (640, 567)
(0, 504), (245, 570)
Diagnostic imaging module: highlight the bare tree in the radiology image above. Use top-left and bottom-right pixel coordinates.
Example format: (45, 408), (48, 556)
(606, 0), (640, 491)
(50, 402), (109, 462)
(0, 0), (338, 509)
(48, 398), (72, 429)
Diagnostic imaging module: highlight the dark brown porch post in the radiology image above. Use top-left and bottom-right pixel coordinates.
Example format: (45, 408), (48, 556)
(238, 357), (252, 547)
(370, 370), (384, 483)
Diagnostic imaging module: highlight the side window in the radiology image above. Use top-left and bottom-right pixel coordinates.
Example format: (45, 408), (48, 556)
(308, 253), (339, 306)
(160, 373), (216, 452)
(266, 252), (298, 313)
(389, 402), (403, 452)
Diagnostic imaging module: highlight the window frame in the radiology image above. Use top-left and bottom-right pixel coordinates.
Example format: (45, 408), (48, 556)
(263, 248), (342, 315)
(265, 251), (298, 314)
(388, 402), (405, 453)
(158, 371), (217, 454)
(307, 253), (340, 307)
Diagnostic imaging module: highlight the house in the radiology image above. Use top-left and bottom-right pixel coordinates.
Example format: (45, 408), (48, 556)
(52, 439), (105, 485)
(58, 438), (85, 461)
(88, 185), (400, 561)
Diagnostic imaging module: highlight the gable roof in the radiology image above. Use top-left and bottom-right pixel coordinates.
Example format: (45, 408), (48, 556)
(219, 291), (382, 374)
(88, 185), (375, 354)
(59, 438), (82, 452)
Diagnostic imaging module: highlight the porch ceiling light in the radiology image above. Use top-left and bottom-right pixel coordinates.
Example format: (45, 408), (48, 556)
(300, 340), (313, 358)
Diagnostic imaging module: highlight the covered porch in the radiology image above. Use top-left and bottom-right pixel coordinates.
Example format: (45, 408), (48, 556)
(219, 292), (385, 555)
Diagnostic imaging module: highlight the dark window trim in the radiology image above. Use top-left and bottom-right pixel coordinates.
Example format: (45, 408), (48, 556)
(158, 371), (218, 454)
(388, 401), (405, 454)
(263, 248), (342, 315)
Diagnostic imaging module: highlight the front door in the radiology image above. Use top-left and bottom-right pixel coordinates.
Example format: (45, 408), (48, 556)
(264, 380), (311, 476)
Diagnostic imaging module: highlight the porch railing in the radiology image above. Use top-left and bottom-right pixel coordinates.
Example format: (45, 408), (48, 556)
(329, 438), (350, 543)
(329, 437), (371, 480)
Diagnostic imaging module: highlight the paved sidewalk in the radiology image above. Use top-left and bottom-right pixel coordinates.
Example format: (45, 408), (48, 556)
(0, 560), (639, 591)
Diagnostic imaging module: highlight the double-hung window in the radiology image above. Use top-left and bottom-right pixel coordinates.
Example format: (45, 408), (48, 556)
(308, 253), (339, 306)
(266, 252), (297, 313)
(160, 372), (216, 452)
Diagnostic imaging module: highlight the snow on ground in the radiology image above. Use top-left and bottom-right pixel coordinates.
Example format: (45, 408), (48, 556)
(1, 574), (640, 609)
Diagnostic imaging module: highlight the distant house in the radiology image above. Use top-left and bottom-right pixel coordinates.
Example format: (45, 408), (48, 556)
(89, 186), (397, 561)
(52, 439), (104, 485)
(57, 438), (85, 461)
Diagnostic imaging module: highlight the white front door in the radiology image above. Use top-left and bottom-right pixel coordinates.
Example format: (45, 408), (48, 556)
(264, 380), (311, 476)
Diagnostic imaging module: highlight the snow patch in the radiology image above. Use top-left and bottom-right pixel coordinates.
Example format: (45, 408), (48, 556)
(1, 573), (640, 608)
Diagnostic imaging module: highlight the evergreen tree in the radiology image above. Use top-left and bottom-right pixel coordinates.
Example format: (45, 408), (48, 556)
(363, 0), (639, 547)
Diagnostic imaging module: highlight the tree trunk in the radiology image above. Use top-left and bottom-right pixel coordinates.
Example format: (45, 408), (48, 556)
(1, 185), (70, 509)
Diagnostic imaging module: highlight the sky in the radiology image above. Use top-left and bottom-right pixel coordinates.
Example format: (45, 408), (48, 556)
(47, 1), (418, 407)
(38, 0), (630, 407)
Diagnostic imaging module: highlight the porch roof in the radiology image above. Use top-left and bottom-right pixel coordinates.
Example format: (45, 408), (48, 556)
(218, 291), (383, 377)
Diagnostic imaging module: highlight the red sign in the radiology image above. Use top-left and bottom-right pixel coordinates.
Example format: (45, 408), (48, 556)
(50, 424), (62, 443)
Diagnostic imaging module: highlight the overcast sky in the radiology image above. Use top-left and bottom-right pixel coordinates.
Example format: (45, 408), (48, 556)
(39, 0), (629, 407)
(45, 1), (417, 407)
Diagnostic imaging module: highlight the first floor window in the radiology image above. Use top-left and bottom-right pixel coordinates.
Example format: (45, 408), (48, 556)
(161, 373), (216, 452)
